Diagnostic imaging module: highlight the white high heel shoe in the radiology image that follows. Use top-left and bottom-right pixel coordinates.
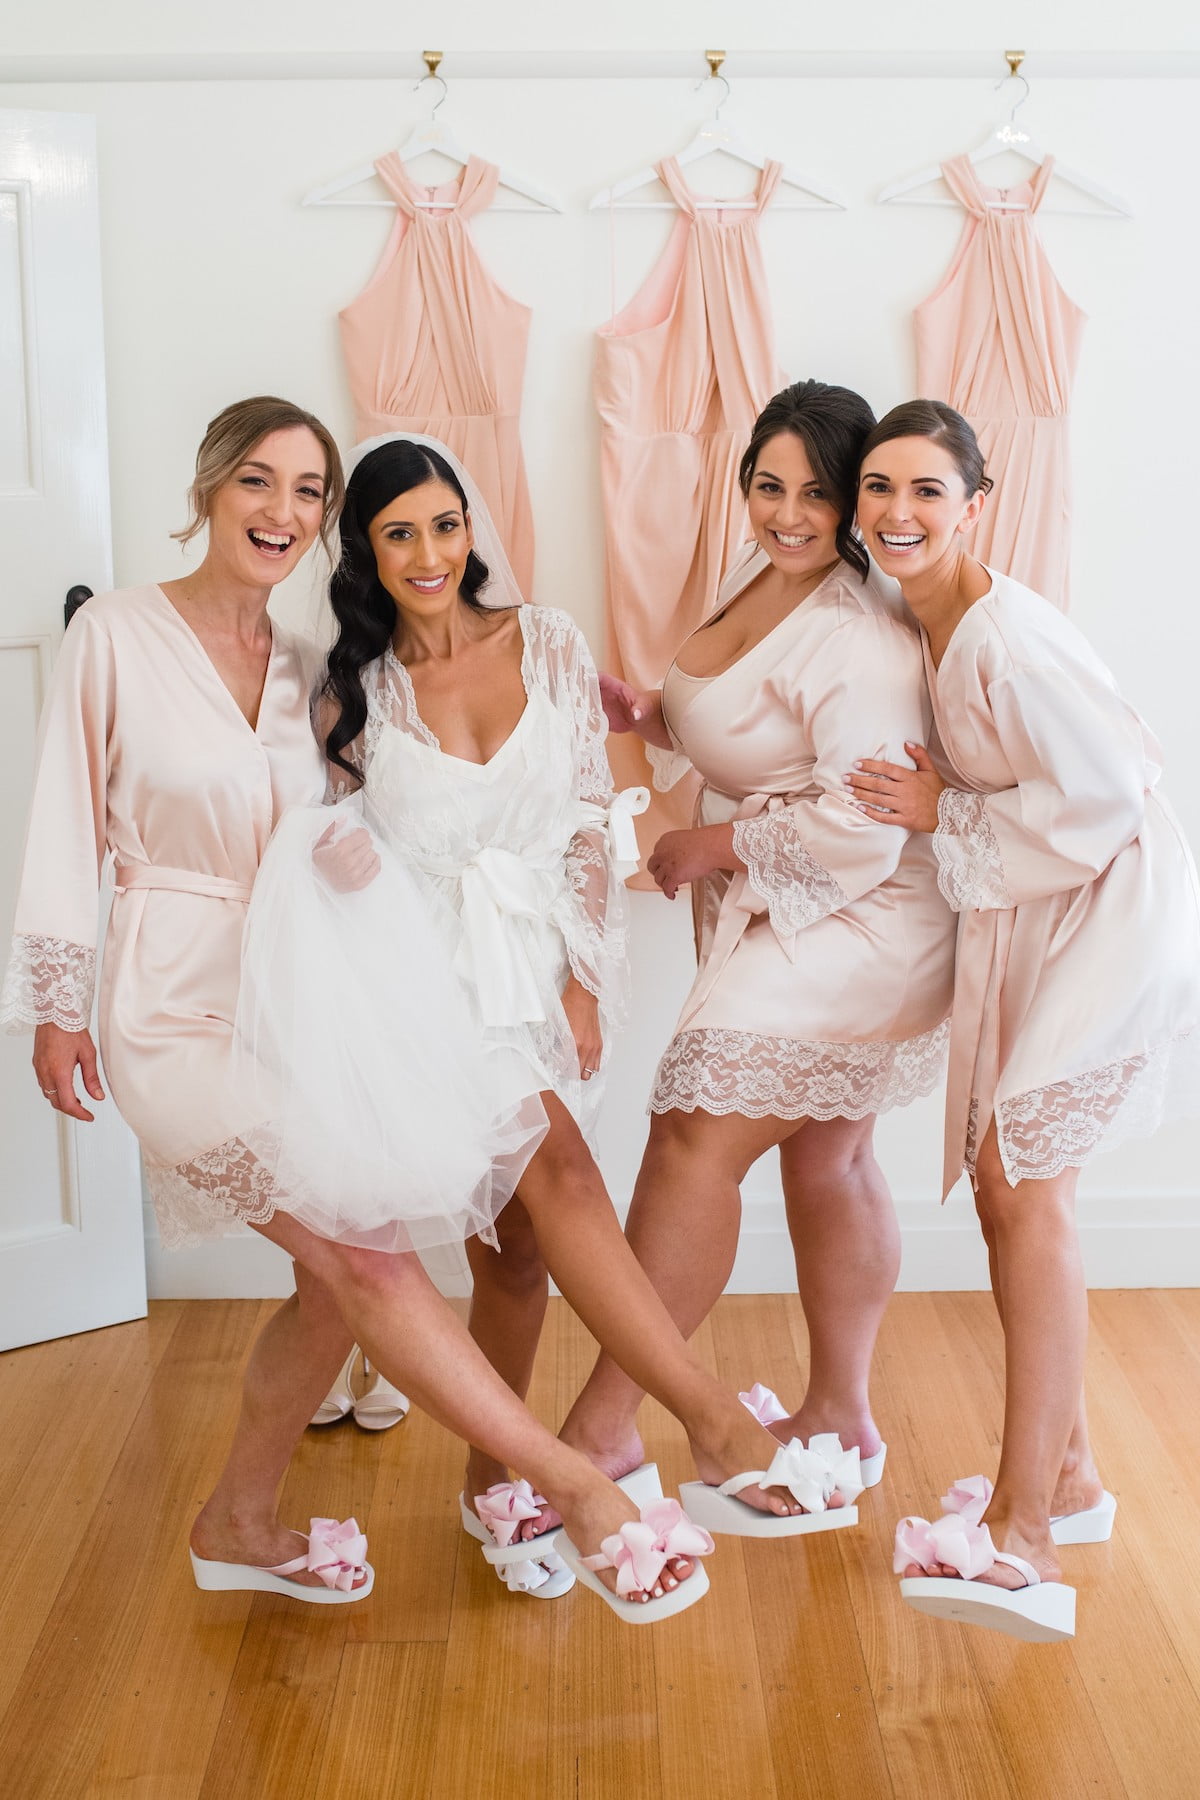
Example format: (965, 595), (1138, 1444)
(310, 1347), (358, 1426)
(352, 1357), (410, 1432)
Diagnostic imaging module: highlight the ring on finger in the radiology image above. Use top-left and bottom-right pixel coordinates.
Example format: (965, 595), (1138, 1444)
(40, 1087), (56, 1098)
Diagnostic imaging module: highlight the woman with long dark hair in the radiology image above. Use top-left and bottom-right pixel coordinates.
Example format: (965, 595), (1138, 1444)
(299, 432), (839, 1605)
(848, 399), (1200, 1641)
(557, 380), (957, 1537)
(1, 399), (716, 1623)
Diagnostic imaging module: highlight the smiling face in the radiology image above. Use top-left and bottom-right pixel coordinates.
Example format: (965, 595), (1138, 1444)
(367, 478), (474, 615)
(745, 431), (841, 576)
(206, 426), (328, 585)
(857, 436), (987, 583)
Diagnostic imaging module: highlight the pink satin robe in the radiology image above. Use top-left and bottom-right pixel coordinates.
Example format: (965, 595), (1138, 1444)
(1, 586), (325, 1244)
(649, 546), (956, 1120)
(927, 572), (1200, 1192)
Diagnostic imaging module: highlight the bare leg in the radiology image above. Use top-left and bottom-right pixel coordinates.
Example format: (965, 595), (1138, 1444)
(776, 1115), (893, 1459)
(196, 1209), (704, 1600)
(527, 1098), (814, 1517)
(974, 1173), (1102, 1518)
(902, 1120), (1087, 1590)
(462, 1197), (550, 1510)
(191, 1261), (357, 1586)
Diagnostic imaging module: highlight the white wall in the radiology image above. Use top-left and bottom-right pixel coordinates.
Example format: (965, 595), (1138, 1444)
(6, 1), (1200, 1295)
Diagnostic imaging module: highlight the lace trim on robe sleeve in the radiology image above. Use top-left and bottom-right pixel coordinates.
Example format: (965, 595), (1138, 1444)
(731, 811), (849, 937)
(1, 934), (96, 1033)
(645, 741), (693, 792)
(932, 787), (1012, 912)
(533, 609), (632, 1024)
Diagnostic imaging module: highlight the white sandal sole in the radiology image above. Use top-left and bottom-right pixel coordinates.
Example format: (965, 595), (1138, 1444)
(678, 1479), (858, 1539)
(899, 1574), (1075, 1642)
(551, 1534), (710, 1624)
(1050, 1490), (1116, 1545)
(189, 1548), (375, 1604)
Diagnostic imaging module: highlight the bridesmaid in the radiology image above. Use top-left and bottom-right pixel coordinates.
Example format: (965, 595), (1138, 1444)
(0, 397), (716, 1622)
(298, 432), (847, 1587)
(559, 380), (956, 1534)
(848, 398), (1200, 1641)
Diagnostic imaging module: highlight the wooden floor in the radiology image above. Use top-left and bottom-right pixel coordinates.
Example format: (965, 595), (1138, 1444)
(3, 1292), (1200, 1799)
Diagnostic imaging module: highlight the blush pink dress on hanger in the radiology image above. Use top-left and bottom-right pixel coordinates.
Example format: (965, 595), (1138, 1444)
(915, 155), (1086, 612)
(339, 155), (536, 595)
(595, 157), (787, 878)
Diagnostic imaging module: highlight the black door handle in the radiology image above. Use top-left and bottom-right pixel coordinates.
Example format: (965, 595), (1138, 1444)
(64, 586), (93, 629)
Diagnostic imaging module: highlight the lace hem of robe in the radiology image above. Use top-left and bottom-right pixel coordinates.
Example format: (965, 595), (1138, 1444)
(649, 1019), (950, 1121)
(933, 789), (1012, 912)
(731, 811), (850, 937)
(1, 934), (97, 1034)
(146, 1136), (283, 1249)
(964, 1029), (1200, 1184)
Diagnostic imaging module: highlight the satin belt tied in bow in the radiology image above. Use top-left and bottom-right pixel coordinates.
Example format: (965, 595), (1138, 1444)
(577, 785), (651, 880)
(455, 849), (560, 1027)
(113, 863), (253, 904)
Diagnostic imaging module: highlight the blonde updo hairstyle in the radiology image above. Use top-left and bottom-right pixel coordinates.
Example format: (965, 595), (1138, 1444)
(173, 395), (345, 556)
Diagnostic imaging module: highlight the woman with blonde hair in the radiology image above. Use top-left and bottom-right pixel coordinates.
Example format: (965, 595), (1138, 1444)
(1, 396), (723, 1622)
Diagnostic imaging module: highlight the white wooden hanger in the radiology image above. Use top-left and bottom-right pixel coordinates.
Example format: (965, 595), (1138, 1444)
(302, 53), (564, 214)
(878, 52), (1132, 218)
(589, 52), (845, 213)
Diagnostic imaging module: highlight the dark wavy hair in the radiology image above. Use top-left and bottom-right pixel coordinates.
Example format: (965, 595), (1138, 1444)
(861, 399), (994, 497)
(738, 379), (877, 581)
(323, 440), (493, 781)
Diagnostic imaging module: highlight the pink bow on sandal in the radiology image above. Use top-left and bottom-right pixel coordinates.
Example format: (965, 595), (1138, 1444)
(293, 1517), (370, 1592)
(589, 1498), (715, 1600)
(474, 1478), (547, 1549)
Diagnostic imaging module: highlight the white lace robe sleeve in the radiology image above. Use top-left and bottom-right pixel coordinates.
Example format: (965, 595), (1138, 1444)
(933, 664), (1150, 913)
(732, 614), (930, 941)
(1, 610), (113, 1032)
(538, 612), (632, 1031)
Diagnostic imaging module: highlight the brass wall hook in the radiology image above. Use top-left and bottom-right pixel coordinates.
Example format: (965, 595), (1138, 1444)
(422, 50), (444, 81)
(705, 50), (726, 81)
(1005, 50), (1025, 79)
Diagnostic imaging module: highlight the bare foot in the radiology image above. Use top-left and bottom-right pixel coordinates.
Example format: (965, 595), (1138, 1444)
(557, 1473), (699, 1604)
(190, 1505), (370, 1592)
(1049, 1453), (1105, 1520)
(902, 1514), (1062, 1592)
(775, 1401), (883, 1463)
(690, 1400), (848, 1519)
(530, 1423), (649, 1535)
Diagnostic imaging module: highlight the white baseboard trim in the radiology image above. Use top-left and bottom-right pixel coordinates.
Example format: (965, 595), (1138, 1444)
(144, 1191), (1200, 1300)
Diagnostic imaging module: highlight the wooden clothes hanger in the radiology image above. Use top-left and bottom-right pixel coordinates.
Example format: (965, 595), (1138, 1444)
(589, 52), (846, 213)
(878, 52), (1133, 219)
(302, 52), (564, 214)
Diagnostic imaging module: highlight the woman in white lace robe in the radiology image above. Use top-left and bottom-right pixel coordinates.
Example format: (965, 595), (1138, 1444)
(0, 401), (725, 1616)
(310, 434), (822, 1595)
(850, 399), (1200, 1618)
(559, 382), (956, 1489)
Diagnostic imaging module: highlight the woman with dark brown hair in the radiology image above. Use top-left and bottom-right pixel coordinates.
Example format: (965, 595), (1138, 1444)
(558, 380), (957, 1536)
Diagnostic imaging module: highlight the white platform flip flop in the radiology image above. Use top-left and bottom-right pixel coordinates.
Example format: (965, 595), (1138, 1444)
(552, 1497), (714, 1625)
(190, 1517), (374, 1604)
(1050, 1490), (1117, 1545)
(899, 1558), (1076, 1644)
(895, 1499), (1075, 1643)
(680, 1434), (863, 1538)
(739, 1385), (887, 1489)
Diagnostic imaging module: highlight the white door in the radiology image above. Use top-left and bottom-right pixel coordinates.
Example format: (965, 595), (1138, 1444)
(0, 110), (145, 1349)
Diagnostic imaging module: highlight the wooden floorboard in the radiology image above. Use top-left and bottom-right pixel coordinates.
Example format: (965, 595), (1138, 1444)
(4, 1292), (1200, 1797)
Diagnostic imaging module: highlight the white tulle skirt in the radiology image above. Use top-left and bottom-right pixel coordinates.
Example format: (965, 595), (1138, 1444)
(232, 802), (549, 1253)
